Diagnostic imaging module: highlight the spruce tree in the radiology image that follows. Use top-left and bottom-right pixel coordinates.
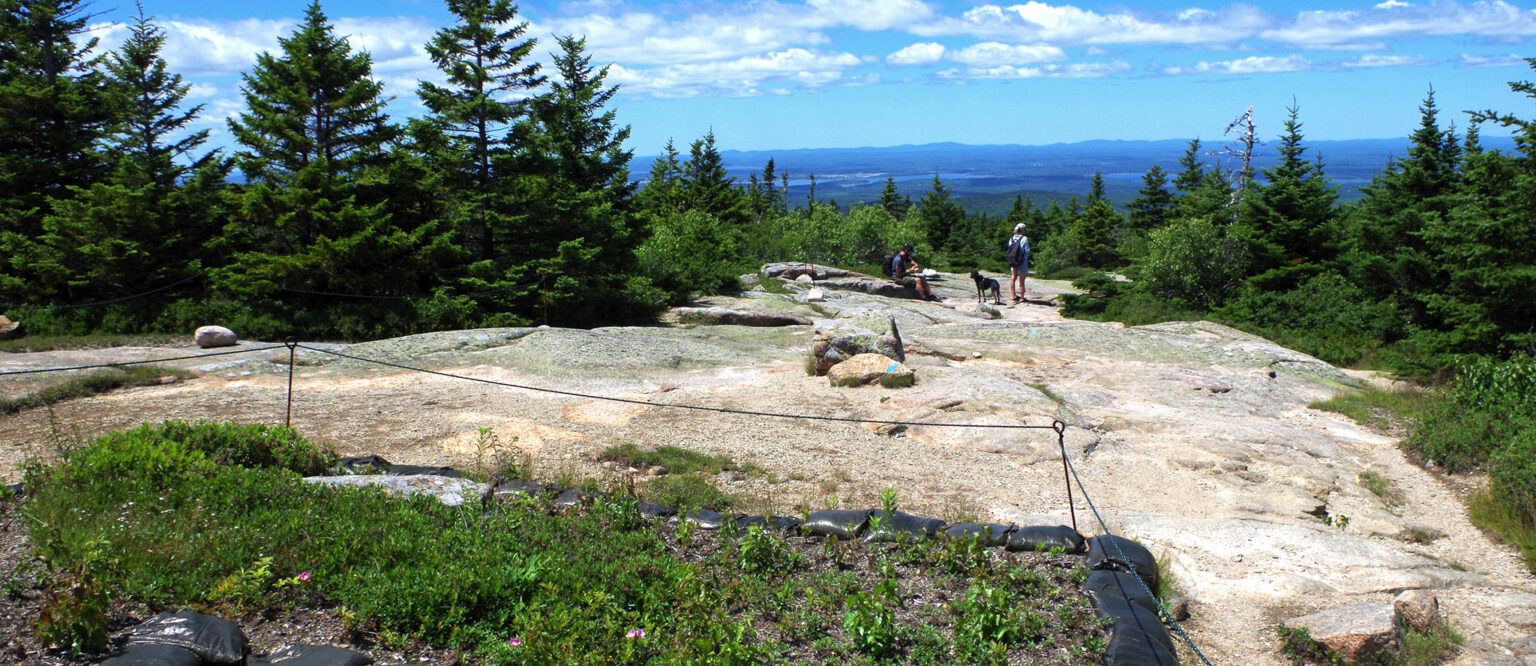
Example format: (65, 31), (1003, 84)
(681, 130), (746, 224)
(878, 177), (908, 218)
(1126, 165), (1173, 231)
(1349, 88), (1460, 324)
(33, 6), (223, 306)
(0, 0), (113, 300)
(916, 174), (964, 253)
(224, 0), (409, 310)
(418, 0), (542, 262)
(1173, 138), (1205, 194)
(519, 34), (650, 325)
(1239, 103), (1338, 279)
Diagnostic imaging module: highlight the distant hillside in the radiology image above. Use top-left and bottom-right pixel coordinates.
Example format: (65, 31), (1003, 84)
(632, 137), (1518, 214)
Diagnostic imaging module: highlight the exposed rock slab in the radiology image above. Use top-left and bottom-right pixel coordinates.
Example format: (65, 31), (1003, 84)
(1283, 603), (1396, 663)
(673, 306), (812, 327)
(304, 474), (487, 507)
(826, 353), (914, 388)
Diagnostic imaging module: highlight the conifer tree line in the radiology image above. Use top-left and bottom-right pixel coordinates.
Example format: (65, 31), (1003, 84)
(1, 0), (1533, 366)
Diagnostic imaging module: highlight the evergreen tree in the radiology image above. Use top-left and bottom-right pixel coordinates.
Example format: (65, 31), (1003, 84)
(1239, 103), (1339, 279)
(1126, 165), (1173, 231)
(417, 0), (542, 261)
(519, 34), (651, 325)
(30, 6), (224, 307)
(637, 139), (684, 215)
(681, 130), (746, 224)
(1087, 171), (1107, 204)
(0, 0), (113, 300)
(1348, 88), (1460, 324)
(1173, 138), (1205, 194)
(1064, 196), (1122, 269)
(223, 1), (409, 306)
(1420, 62), (1536, 354)
(878, 176), (909, 218)
(916, 174), (964, 254)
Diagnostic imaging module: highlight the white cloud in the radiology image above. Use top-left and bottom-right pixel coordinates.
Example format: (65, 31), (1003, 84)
(888, 42), (946, 65)
(939, 60), (1130, 79)
(1261, 0), (1536, 47)
(948, 42), (1064, 66)
(806, 0), (936, 31)
(1163, 55), (1311, 75)
(913, 2), (1269, 46)
(607, 48), (866, 98)
(1337, 53), (1433, 68)
(1457, 53), (1528, 68)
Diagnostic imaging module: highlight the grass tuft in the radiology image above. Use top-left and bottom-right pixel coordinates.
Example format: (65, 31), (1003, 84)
(601, 443), (759, 476)
(0, 366), (192, 415)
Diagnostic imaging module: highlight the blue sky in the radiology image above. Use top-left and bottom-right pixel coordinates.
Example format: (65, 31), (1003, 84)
(84, 0), (1536, 154)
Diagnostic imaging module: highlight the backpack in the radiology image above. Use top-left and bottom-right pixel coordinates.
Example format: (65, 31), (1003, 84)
(881, 252), (900, 278)
(1007, 236), (1027, 266)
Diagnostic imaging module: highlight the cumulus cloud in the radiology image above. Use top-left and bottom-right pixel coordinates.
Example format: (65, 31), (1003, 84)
(1337, 53), (1433, 68)
(805, 0), (936, 31)
(948, 42), (1064, 65)
(938, 60), (1130, 79)
(606, 48), (866, 98)
(913, 2), (1268, 46)
(1457, 53), (1528, 67)
(887, 42), (946, 65)
(1261, 0), (1536, 48)
(1162, 55), (1311, 75)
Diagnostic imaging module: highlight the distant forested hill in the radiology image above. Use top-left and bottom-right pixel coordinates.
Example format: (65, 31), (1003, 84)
(632, 137), (1517, 214)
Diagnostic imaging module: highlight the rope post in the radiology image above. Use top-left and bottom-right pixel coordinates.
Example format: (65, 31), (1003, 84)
(284, 337), (298, 428)
(1054, 419), (1076, 532)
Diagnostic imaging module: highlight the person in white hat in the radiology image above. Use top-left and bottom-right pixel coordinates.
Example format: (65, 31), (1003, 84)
(1006, 223), (1029, 303)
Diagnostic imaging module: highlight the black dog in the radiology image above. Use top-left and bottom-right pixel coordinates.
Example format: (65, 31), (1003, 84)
(970, 271), (1002, 305)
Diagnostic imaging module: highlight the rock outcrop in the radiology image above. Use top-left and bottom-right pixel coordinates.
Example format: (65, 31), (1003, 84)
(0, 315), (21, 341)
(672, 306), (812, 327)
(826, 353), (914, 388)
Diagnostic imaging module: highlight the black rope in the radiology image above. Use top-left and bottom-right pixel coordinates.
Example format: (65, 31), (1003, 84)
(1063, 453), (1215, 666)
(297, 344), (1058, 430)
(0, 274), (202, 310)
(0, 344), (287, 376)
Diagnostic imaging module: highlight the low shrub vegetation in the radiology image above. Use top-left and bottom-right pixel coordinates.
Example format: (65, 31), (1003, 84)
(19, 422), (1111, 664)
(0, 366), (191, 415)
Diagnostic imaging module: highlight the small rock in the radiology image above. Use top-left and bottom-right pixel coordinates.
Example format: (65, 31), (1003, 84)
(601, 461), (615, 470)
(1209, 385), (1234, 394)
(647, 466), (668, 477)
(795, 274), (814, 283)
(0, 315), (22, 341)
(158, 375), (178, 385)
(1283, 603), (1396, 664)
(827, 353), (916, 388)
(193, 325), (238, 348)
(1394, 589), (1441, 635)
(1164, 593), (1191, 622)
(627, 466), (640, 474)
(805, 287), (825, 302)
(972, 351), (982, 359)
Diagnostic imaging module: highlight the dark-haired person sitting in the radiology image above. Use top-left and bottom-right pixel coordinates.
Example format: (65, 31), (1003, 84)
(890, 244), (939, 301)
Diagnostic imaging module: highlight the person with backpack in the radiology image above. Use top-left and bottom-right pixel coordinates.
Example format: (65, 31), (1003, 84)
(888, 244), (937, 301)
(1006, 223), (1029, 304)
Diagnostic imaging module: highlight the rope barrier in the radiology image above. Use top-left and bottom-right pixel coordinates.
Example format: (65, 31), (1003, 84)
(0, 344), (287, 376)
(1063, 452), (1215, 666)
(296, 344), (1058, 431)
(0, 274), (202, 310)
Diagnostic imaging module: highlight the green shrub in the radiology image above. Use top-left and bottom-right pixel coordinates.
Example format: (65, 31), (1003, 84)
(1490, 427), (1536, 527)
(0, 366), (192, 415)
(601, 443), (759, 476)
(642, 474), (737, 511)
(1139, 216), (1248, 309)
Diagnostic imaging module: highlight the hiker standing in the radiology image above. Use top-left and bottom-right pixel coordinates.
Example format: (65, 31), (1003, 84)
(1007, 224), (1029, 303)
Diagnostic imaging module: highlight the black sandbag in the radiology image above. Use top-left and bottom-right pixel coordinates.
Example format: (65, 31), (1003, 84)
(768, 516), (804, 533)
(99, 644), (202, 666)
(801, 509), (871, 539)
(2, 482), (22, 498)
(490, 480), (554, 501)
(1086, 535), (1159, 591)
(386, 464), (462, 478)
(944, 523), (1014, 547)
(1094, 597), (1178, 666)
(250, 644), (375, 665)
(554, 488), (586, 507)
(1084, 569), (1159, 615)
(864, 510), (947, 542)
(681, 508), (726, 530)
(336, 454), (390, 472)
(638, 500), (675, 518)
(126, 610), (247, 664)
(1007, 525), (1086, 553)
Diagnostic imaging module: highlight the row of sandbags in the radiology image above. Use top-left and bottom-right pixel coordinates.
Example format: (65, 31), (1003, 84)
(99, 610), (371, 665)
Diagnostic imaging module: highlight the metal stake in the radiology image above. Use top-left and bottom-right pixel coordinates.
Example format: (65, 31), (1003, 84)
(284, 337), (298, 428)
(1055, 420), (1076, 531)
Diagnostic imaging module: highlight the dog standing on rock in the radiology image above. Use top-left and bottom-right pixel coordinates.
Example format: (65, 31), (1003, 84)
(970, 272), (1003, 305)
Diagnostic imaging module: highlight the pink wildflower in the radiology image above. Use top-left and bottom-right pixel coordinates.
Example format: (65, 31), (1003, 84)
(625, 628), (645, 639)
(298, 571), (311, 582)
(508, 637), (523, 648)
